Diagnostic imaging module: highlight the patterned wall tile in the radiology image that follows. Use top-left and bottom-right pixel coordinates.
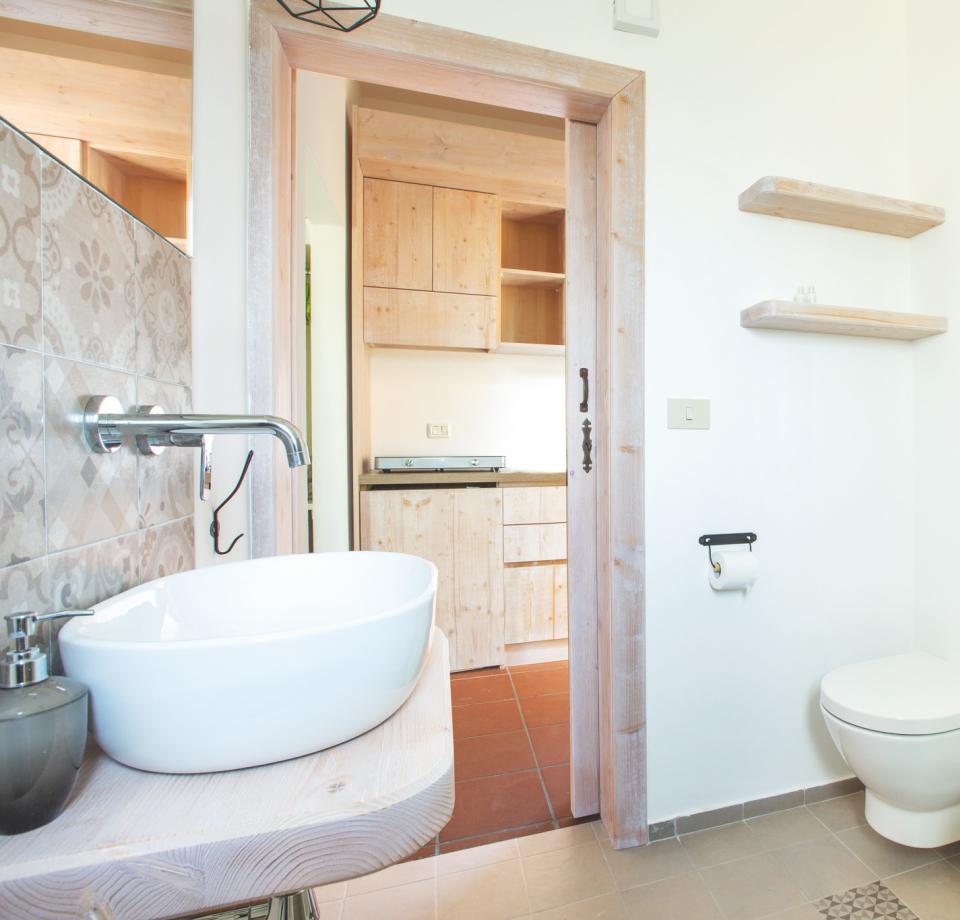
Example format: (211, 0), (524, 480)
(41, 157), (136, 371)
(44, 357), (137, 552)
(0, 345), (44, 567)
(48, 532), (139, 611)
(140, 516), (195, 582)
(136, 377), (194, 528)
(137, 226), (191, 386)
(0, 557), (50, 656)
(0, 123), (41, 350)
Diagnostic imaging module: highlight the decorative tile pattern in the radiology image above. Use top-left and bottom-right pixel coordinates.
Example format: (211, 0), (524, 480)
(0, 344), (44, 566)
(0, 558), (50, 649)
(137, 225), (191, 386)
(43, 356), (137, 552)
(140, 516), (195, 583)
(48, 533), (139, 611)
(41, 157), (136, 371)
(136, 377), (194, 527)
(0, 123), (41, 350)
(814, 881), (918, 919)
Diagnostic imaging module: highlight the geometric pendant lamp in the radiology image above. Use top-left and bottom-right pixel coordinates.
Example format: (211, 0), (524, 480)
(275, 0), (381, 32)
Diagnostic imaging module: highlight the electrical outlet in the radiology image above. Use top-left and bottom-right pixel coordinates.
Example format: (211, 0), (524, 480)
(427, 423), (450, 439)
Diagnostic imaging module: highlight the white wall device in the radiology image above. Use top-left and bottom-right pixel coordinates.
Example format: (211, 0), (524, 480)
(613, 0), (661, 37)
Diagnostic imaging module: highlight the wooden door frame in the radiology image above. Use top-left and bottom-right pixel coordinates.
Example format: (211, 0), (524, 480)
(247, 0), (647, 850)
(0, 0), (647, 850)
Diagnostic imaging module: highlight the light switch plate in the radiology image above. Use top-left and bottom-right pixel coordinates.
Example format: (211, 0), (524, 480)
(667, 398), (710, 430)
(426, 423), (450, 439)
(613, 0), (661, 37)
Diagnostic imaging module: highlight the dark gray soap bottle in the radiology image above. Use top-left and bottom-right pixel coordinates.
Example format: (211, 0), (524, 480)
(0, 610), (93, 835)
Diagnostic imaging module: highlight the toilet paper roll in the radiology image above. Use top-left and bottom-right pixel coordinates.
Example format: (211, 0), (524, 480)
(708, 550), (759, 591)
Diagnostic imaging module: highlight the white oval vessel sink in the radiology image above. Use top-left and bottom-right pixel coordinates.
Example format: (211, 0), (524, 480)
(59, 552), (437, 774)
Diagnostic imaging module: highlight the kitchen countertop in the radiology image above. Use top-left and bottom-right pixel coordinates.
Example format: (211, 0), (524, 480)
(359, 470), (567, 488)
(0, 630), (453, 920)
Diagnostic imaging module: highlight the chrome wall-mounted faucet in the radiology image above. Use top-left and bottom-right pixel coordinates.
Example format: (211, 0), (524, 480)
(81, 396), (310, 501)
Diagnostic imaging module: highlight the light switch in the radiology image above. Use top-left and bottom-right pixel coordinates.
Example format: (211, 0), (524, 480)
(427, 423), (450, 439)
(613, 0), (661, 36)
(667, 398), (710, 430)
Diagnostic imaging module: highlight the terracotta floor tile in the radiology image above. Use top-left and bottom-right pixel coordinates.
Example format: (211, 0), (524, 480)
(529, 722), (570, 767)
(542, 763), (572, 818)
(439, 822), (555, 853)
(520, 692), (569, 728)
(512, 667), (569, 698)
(441, 770), (552, 840)
(509, 660), (568, 674)
(452, 699), (523, 738)
(455, 729), (536, 780)
(451, 666), (503, 681)
(451, 673), (515, 707)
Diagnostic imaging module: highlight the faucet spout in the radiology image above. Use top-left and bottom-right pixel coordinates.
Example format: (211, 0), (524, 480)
(81, 397), (311, 468)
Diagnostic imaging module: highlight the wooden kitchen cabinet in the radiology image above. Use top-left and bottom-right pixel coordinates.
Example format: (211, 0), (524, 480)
(432, 187), (499, 296)
(363, 178), (433, 291)
(504, 563), (568, 644)
(361, 177), (499, 350)
(503, 523), (567, 564)
(360, 488), (504, 671)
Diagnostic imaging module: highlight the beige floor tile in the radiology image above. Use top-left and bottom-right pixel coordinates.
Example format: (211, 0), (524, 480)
(345, 855), (436, 895)
(760, 906), (823, 920)
(680, 822), (763, 868)
(530, 892), (625, 919)
(438, 839), (520, 876)
(520, 823), (597, 857)
(313, 881), (346, 902)
(746, 808), (828, 851)
(771, 835), (874, 900)
(523, 841), (616, 913)
(806, 792), (866, 832)
(438, 859), (529, 920)
(592, 821), (609, 842)
(317, 903), (343, 920)
(698, 852), (807, 920)
(836, 823), (942, 878)
(599, 836), (693, 891)
(342, 878), (436, 920)
(619, 872), (723, 919)
(885, 860), (960, 920)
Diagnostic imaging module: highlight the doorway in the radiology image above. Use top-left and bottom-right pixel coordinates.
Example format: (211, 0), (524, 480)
(248, 0), (647, 851)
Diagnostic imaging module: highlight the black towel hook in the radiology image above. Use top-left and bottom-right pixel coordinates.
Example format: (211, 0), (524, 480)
(210, 450), (254, 556)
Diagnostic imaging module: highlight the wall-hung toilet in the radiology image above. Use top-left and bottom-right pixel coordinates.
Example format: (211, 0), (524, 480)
(821, 652), (960, 848)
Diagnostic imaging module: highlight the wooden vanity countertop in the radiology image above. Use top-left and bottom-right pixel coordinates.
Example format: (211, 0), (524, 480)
(0, 630), (454, 920)
(359, 470), (567, 489)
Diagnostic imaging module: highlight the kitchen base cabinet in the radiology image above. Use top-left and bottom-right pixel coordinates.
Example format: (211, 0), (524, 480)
(504, 563), (568, 644)
(360, 488), (504, 671)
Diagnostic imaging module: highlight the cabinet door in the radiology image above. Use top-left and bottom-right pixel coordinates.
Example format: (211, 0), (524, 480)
(503, 523), (568, 564)
(453, 489), (505, 669)
(360, 489), (458, 668)
(504, 563), (568, 644)
(503, 486), (567, 525)
(364, 287), (497, 351)
(432, 187), (499, 296)
(363, 178), (433, 291)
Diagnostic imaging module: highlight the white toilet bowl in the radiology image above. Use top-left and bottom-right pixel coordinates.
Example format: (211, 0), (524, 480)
(820, 652), (960, 848)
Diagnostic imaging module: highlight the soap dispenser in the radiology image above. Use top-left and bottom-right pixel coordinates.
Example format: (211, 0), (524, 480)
(0, 610), (93, 835)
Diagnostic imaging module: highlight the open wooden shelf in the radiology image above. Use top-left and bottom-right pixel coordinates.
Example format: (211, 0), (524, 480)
(741, 301), (948, 341)
(739, 176), (945, 238)
(501, 268), (565, 289)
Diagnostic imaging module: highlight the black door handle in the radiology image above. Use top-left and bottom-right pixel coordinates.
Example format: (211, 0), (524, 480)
(579, 368), (589, 413)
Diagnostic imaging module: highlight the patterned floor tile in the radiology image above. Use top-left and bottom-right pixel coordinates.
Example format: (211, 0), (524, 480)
(814, 881), (918, 919)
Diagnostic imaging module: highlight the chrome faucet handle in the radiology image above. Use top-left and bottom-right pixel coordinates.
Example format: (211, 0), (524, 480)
(168, 431), (215, 501)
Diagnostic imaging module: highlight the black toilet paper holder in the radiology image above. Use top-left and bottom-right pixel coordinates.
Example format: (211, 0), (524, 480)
(699, 532), (757, 572)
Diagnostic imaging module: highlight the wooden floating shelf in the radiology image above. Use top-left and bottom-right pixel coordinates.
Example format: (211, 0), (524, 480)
(741, 301), (948, 341)
(739, 176), (945, 238)
(501, 268), (566, 289)
(496, 341), (565, 357)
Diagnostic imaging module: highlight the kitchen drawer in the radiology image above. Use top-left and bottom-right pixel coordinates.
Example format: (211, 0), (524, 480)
(503, 523), (567, 564)
(504, 563), (567, 644)
(502, 486), (566, 525)
(364, 287), (497, 351)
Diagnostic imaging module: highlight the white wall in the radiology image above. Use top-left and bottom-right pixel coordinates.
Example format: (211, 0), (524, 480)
(191, 0), (251, 567)
(369, 350), (566, 470)
(909, 2), (960, 659)
(297, 71), (353, 551)
(384, 0), (917, 821)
